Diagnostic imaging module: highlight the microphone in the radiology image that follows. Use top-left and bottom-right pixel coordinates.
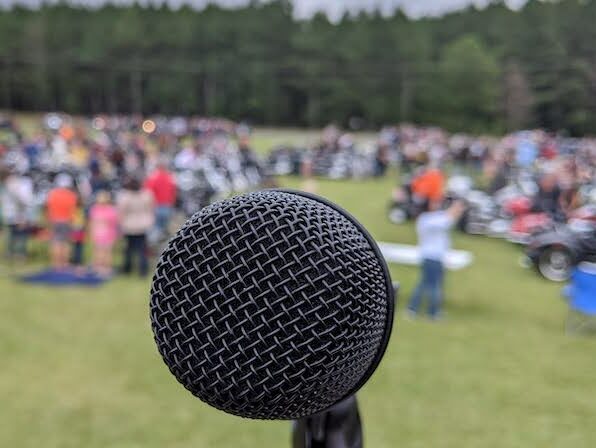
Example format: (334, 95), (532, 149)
(149, 190), (394, 421)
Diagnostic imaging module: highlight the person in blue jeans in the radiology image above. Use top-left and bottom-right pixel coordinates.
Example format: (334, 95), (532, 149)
(407, 198), (466, 320)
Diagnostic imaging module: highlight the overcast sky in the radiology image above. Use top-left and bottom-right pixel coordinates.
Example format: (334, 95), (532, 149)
(293, 0), (527, 20)
(0, 0), (528, 19)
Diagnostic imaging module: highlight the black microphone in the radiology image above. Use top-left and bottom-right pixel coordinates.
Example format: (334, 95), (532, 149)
(149, 190), (394, 421)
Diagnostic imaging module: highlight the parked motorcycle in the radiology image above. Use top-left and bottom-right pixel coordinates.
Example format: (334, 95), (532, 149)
(525, 205), (596, 281)
(387, 175), (427, 224)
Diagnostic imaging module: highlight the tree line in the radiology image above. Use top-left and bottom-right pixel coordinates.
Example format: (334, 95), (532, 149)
(1, 0), (595, 135)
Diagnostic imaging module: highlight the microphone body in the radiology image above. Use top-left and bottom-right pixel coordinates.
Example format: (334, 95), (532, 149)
(150, 190), (394, 422)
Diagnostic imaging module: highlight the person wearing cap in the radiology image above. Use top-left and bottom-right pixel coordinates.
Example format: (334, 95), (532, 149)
(46, 173), (77, 270)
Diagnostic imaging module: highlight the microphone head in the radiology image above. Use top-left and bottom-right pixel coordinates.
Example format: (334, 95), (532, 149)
(150, 190), (394, 420)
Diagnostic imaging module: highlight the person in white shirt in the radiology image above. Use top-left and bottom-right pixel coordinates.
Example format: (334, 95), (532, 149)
(1, 169), (34, 260)
(406, 199), (466, 320)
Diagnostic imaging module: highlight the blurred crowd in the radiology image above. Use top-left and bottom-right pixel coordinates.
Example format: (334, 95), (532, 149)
(380, 125), (596, 213)
(0, 114), (265, 275)
(1, 114), (595, 278)
(268, 123), (595, 193)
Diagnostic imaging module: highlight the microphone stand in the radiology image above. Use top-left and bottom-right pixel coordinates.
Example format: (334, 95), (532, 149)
(292, 395), (363, 448)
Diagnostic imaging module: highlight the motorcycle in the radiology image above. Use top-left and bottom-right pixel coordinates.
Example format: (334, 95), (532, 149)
(387, 175), (427, 224)
(525, 205), (596, 281)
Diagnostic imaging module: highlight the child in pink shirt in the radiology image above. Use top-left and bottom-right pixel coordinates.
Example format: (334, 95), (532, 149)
(89, 191), (119, 276)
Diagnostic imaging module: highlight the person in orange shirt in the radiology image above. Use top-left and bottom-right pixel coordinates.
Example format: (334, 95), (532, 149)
(46, 174), (78, 270)
(411, 165), (446, 203)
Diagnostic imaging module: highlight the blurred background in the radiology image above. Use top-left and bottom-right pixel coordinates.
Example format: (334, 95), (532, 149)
(1, 1), (595, 447)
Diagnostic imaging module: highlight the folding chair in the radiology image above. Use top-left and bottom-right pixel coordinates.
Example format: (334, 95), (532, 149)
(564, 263), (596, 335)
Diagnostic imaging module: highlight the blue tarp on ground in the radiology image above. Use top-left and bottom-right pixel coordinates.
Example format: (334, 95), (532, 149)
(20, 269), (108, 287)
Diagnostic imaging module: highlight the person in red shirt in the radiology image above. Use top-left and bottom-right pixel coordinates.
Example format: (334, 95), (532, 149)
(46, 174), (78, 270)
(144, 161), (176, 237)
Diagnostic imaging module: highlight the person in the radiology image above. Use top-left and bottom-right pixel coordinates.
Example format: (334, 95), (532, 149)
(374, 142), (389, 177)
(299, 150), (318, 194)
(237, 135), (259, 169)
(237, 134), (263, 186)
(516, 132), (538, 168)
(533, 172), (563, 221)
(70, 195), (87, 270)
(1, 168), (34, 261)
(46, 174), (78, 270)
(89, 190), (119, 276)
(406, 199), (467, 320)
(558, 160), (581, 218)
(486, 151), (514, 194)
(117, 177), (154, 277)
(144, 160), (176, 238)
(411, 164), (445, 204)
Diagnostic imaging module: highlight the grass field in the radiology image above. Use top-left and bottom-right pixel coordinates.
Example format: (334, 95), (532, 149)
(1, 147), (596, 447)
(250, 127), (378, 154)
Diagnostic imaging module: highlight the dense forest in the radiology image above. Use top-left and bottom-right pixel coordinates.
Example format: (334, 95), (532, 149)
(0, 0), (595, 134)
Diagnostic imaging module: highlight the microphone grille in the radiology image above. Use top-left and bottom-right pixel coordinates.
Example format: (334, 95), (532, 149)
(150, 190), (393, 420)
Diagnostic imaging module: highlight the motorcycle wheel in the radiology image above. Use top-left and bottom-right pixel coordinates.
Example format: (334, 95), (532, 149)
(537, 246), (573, 282)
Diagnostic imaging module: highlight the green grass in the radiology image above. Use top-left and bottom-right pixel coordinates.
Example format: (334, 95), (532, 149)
(251, 127), (377, 155)
(1, 172), (596, 448)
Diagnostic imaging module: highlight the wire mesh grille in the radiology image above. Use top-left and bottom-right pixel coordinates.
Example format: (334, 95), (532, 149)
(150, 190), (391, 420)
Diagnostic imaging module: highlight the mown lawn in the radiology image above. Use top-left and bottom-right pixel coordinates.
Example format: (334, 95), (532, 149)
(1, 169), (595, 447)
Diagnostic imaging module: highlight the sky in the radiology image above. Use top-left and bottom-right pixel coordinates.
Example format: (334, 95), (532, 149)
(293, 0), (527, 20)
(0, 0), (529, 19)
